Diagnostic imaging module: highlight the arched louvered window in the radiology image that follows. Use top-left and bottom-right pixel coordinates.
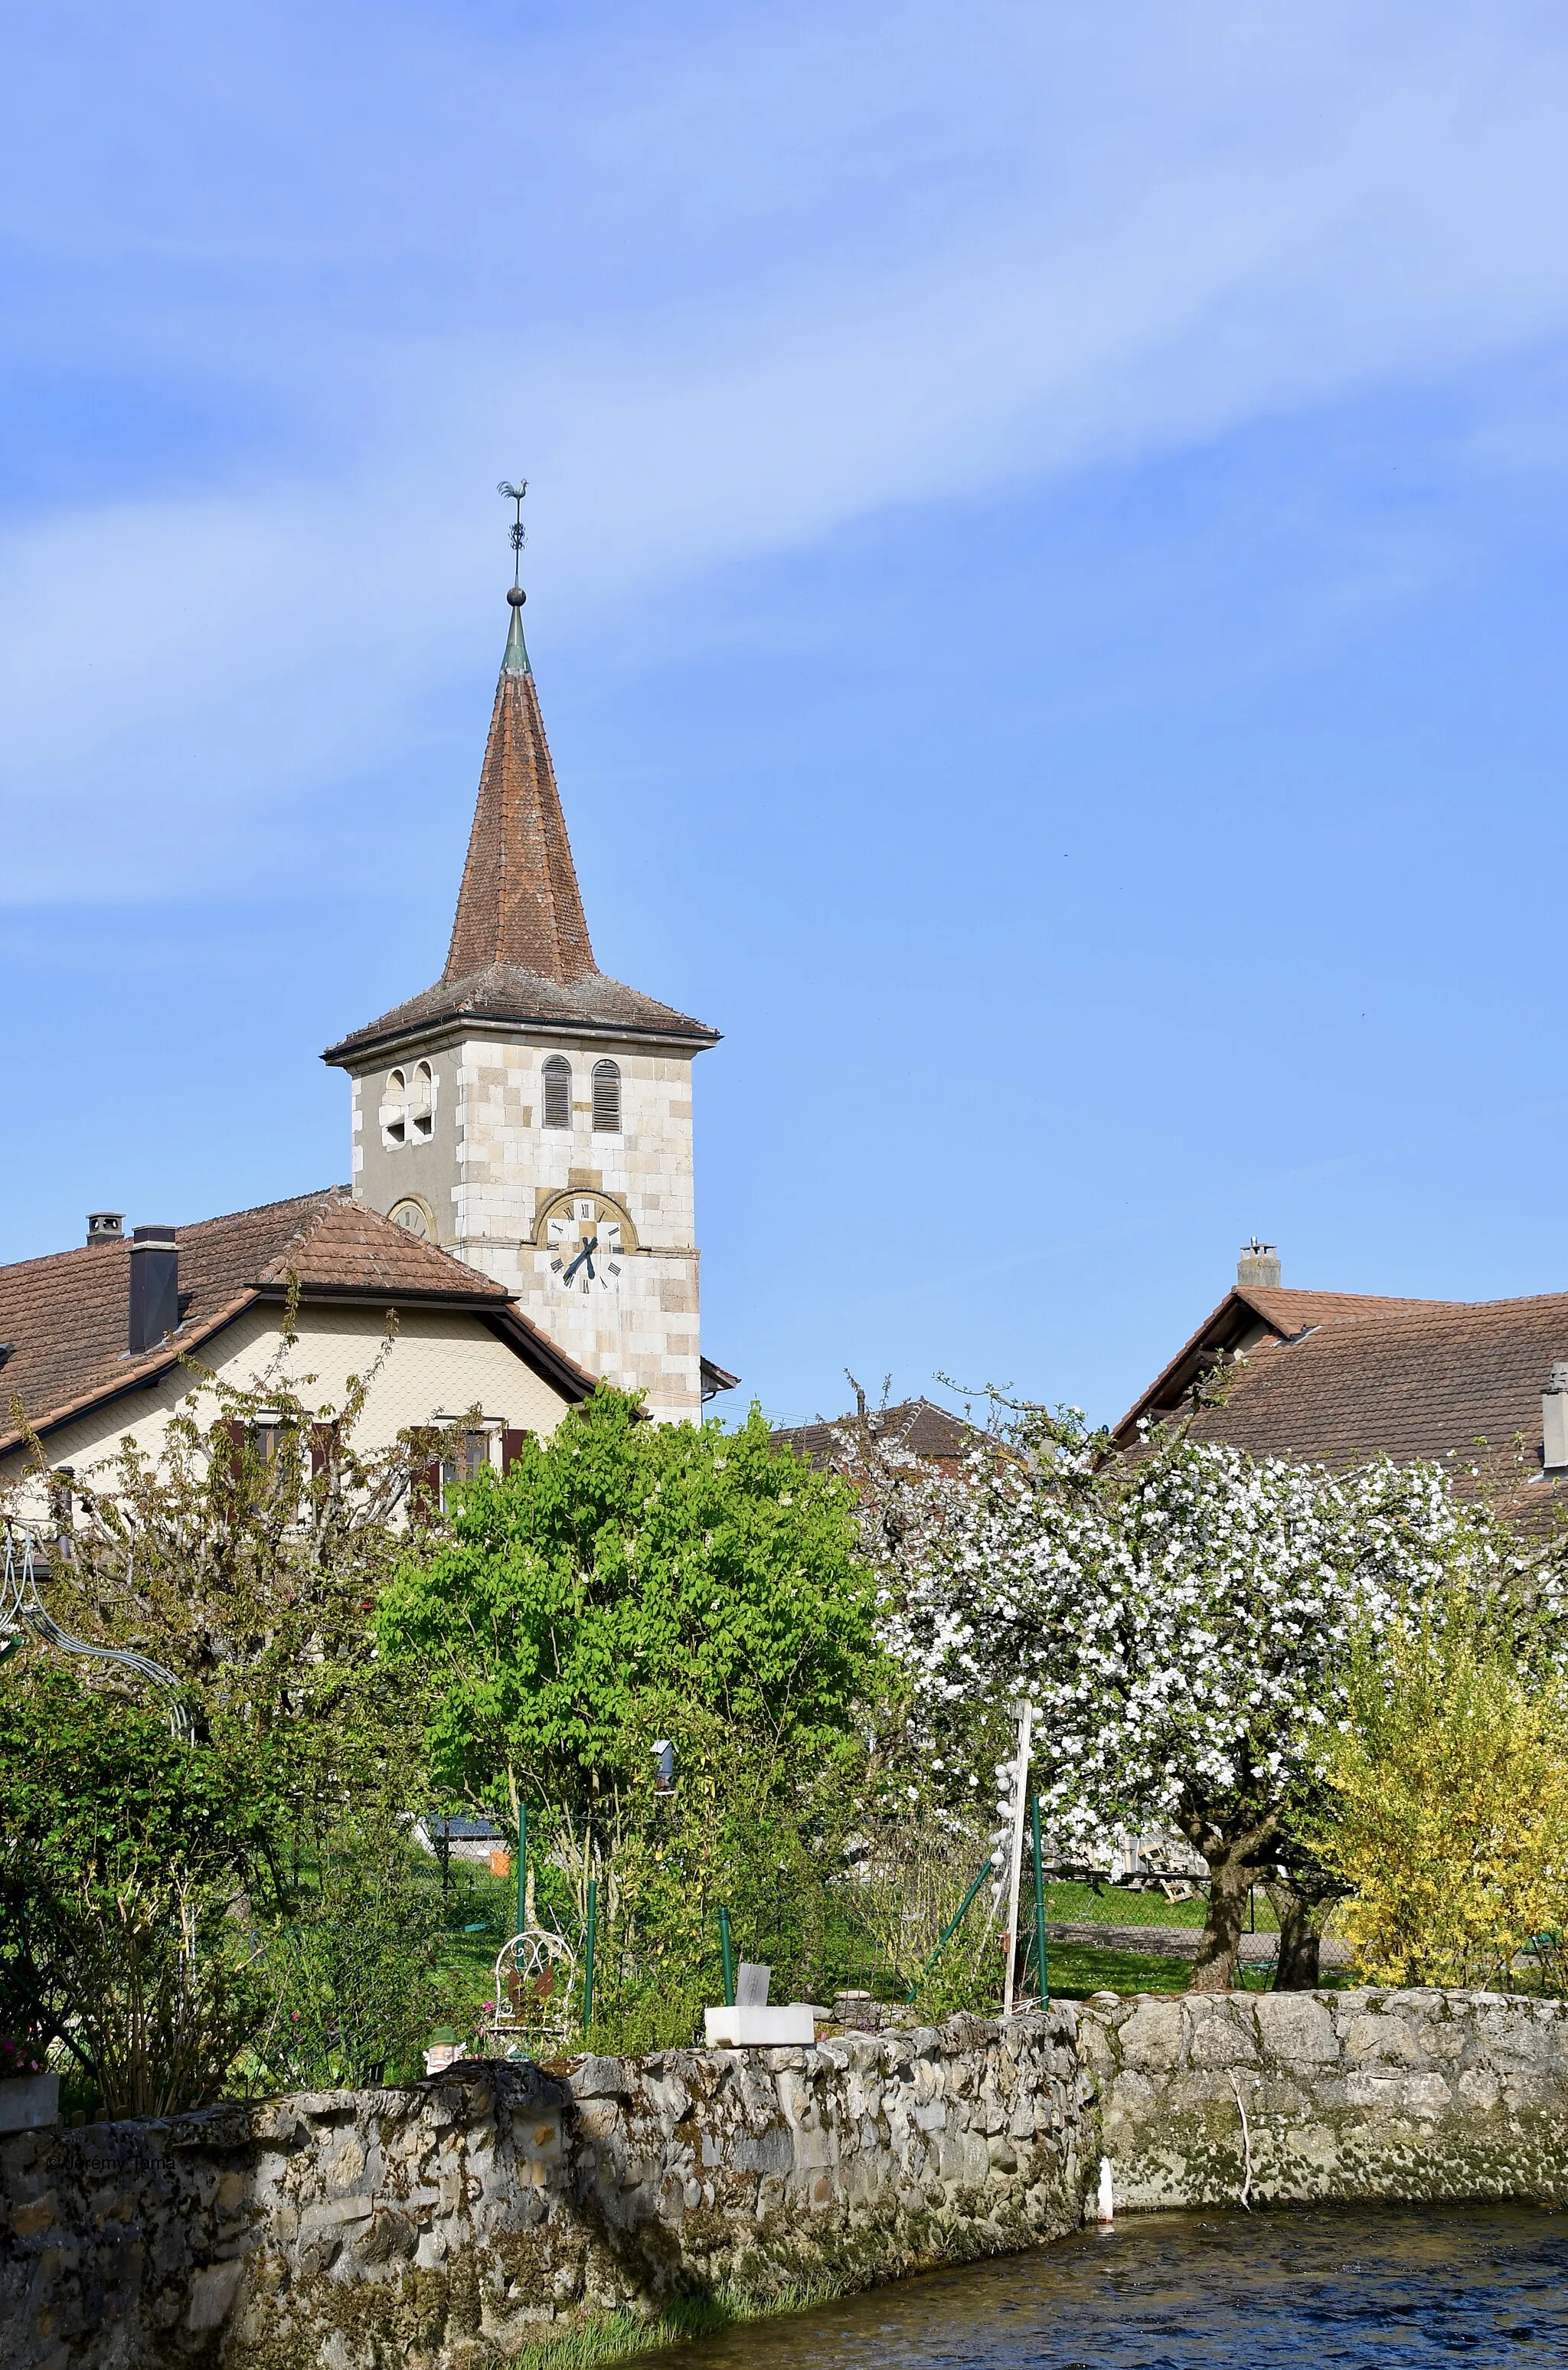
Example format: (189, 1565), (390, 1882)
(542, 1054), (572, 1130)
(592, 1058), (622, 1134)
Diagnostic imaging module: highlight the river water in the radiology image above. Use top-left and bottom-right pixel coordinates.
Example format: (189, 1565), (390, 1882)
(658, 2204), (1568, 2367)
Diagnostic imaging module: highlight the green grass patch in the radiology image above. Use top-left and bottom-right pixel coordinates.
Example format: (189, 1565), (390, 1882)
(507, 2280), (838, 2369)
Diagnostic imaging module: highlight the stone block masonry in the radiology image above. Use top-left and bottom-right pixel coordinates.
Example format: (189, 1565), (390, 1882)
(8, 1992), (1568, 2366)
(0, 2012), (1087, 2369)
(1082, 1986), (1568, 2211)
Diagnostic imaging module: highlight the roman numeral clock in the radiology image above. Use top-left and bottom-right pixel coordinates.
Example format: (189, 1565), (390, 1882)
(546, 1194), (626, 1295)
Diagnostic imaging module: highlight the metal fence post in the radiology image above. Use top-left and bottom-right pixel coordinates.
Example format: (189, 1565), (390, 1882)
(583, 1878), (598, 2030)
(1031, 1793), (1048, 2005)
(718, 1904), (736, 2006)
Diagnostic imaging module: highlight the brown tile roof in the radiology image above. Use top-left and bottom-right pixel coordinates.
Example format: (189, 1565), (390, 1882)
(1116, 1280), (1568, 1526)
(443, 632), (595, 985)
(322, 961), (718, 1064)
(322, 614), (717, 1064)
(1184, 1293), (1568, 1470)
(771, 1397), (975, 1473)
(0, 1188), (593, 1455)
(1114, 1285), (1455, 1447)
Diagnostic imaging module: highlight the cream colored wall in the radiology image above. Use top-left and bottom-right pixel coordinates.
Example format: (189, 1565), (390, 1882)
(348, 1031), (704, 1424)
(0, 1301), (572, 1503)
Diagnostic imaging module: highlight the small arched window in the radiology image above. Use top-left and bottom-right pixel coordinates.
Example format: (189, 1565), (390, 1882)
(542, 1054), (572, 1129)
(382, 1067), (407, 1147)
(409, 1059), (434, 1142)
(592, 1059), (622, 1134)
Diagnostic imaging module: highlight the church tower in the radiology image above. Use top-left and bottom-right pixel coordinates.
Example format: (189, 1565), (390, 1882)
(322, 564), (719, 1424)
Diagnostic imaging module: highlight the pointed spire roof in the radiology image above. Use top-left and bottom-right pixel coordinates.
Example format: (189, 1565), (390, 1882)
(323, 599), (718, 1067)
(443, 593), (595, 986)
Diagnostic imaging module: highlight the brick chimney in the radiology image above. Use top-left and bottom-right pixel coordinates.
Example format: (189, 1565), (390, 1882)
(1237, 1237), (1281, 1289)
(128, 1226), (179, 1355)
(1543, 1361), (1568, 1476)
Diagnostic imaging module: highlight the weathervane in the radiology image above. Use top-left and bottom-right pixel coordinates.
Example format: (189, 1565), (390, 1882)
(498, 479), (528, 599)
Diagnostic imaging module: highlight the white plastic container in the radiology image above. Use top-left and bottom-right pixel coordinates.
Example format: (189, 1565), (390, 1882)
(704, 2004), (820, 2048)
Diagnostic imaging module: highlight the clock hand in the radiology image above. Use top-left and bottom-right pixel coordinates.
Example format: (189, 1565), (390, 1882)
(562, 1235), (599, 1284)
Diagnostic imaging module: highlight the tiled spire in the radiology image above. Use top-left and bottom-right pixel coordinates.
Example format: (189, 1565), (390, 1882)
(443, 597), (596, 986)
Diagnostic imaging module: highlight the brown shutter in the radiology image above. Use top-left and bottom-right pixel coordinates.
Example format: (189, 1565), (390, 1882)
(310, 1420), (338, 1477)
(501, 1428), (530, 1473)
(411, 1459), (443, 1516)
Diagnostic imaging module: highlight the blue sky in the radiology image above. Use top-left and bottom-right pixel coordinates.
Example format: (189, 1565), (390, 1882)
(7, 1), (1568, 1427)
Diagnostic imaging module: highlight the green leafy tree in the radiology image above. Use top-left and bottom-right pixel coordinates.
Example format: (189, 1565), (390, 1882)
(3, 1303), (454, 1888)
(375, 1388), (884, 1826)
(376, 1390), (890, 2039)
(0, 1666), (266, 2111)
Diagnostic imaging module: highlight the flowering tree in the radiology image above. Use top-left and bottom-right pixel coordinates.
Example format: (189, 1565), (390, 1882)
(874, 1400), (1527, 1989)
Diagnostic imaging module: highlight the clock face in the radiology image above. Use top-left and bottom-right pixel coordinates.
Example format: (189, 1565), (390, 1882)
(546, 1195), (625, 1294)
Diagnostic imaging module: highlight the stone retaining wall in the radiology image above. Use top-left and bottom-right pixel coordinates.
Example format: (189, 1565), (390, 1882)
(1080, 1987), (1568, 2209)
(8, 1990), (1568, 2368)
(0, 2011), (1087, 2370)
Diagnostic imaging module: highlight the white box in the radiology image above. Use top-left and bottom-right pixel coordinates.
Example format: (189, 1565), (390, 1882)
(0, 2072), (58, 2133)
(704, 2004), (819, 2048)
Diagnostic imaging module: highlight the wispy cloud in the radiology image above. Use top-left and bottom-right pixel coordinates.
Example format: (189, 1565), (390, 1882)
(8, 1), (1568, 896)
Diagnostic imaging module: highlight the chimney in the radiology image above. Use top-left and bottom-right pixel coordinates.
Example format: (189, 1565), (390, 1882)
(128, 1226), (179, 1355)
(1237, 1237), (1281, 1289)
(86, 1211), (124, 1247)
(1543, 1362), (1568, 1476)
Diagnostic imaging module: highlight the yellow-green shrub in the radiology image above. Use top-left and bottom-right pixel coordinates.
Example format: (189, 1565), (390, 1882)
(1312, 1622), (1568, 1992)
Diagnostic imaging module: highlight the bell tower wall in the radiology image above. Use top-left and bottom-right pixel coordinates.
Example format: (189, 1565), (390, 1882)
(349, 1029), (702, 1423)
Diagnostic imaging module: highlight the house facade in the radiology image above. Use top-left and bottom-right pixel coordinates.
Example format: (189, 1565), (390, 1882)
(0, 1191), (594, 1509)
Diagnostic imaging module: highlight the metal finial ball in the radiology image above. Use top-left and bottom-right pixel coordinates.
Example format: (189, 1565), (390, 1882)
(507, 586), (527, 607)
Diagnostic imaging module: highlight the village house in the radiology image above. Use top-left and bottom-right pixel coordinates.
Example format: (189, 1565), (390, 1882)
(0, 572), (733, 1509)
(1116, 1237), (1568, 1520)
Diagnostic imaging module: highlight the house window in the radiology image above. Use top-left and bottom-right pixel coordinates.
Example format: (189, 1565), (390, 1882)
(542, 1055), (571, 1129)
(592, 1059), (621, 1134)
(441, 1429), (492, 1499)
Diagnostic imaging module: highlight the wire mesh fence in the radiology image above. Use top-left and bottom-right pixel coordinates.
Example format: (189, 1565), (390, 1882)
(426, 1809), (1367, 2054)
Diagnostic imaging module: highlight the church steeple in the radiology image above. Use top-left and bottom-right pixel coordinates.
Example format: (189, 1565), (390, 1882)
(443, 590), (596, 986)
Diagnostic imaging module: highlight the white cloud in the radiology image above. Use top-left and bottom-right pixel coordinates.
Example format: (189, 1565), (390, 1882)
(7, 1), (1568, 894)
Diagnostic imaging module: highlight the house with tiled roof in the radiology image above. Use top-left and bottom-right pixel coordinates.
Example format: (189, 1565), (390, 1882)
(1, 530), (735, 1499)
(770, 1397), (975, 1476)
(0, 1188), (595, 1497)
(1114, 1238), (1568, 1522)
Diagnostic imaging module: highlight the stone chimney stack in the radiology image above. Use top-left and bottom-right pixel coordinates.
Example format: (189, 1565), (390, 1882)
(128, 1226), (179, 1355)
(1543, 1362), (1568, 1476)
(1237, 1237), (1281, 1289)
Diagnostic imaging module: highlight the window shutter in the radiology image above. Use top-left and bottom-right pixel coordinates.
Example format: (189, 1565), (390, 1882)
(310, 1420), (338, 1478)
(591, 1059), (621, 1133)
(542, 1056), (571, 1129)
(411, 1459), (443, 1516)
(501, 1427), (530, 1473)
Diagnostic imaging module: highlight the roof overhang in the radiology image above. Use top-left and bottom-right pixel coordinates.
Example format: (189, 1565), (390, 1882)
(322, 1008), (720, 1070)
(0, 1276), (594, 1461)
(1111, 1287), (1290, 1449)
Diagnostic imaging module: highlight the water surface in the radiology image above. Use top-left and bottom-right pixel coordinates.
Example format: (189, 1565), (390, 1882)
(659, 2204), (1568, 2367)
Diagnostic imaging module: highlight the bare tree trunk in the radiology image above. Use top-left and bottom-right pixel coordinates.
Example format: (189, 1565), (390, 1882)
(1266, 1876), (1327, 1990)
(1190, 1840), (1253, 1992)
